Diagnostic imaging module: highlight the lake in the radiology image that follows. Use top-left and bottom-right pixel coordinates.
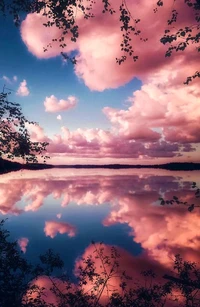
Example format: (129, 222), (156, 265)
(0, 168), (200, 295)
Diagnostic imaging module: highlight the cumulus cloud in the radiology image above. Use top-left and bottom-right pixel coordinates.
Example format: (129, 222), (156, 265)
(26, 276), (76, 306)
(74, 242), (174, 305)
(44, 95), (77, 113)
(44, 221), (77, 238)
(18, 237), (29, 253)
(103, 68), (200, 150)
(26, 68), (198, 161)
(27, 244), (173, 306)
(17, 1), (199, 161)
(30, 125), (186, 160)
(103, 189), (200, 266)
(20, 0), (198, 91)
(25, 193), (45, 212)
(16, 79), (30, 96)
(26, 123), (49, 143)
(57, 114), (62, 120)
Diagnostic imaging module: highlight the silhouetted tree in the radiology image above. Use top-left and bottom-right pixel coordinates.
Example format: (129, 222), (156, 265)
(0, 92), (48, 163)
(156, 0), (200, 84)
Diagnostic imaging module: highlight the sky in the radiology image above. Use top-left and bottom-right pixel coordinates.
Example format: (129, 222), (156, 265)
(0, 0), (199, 165)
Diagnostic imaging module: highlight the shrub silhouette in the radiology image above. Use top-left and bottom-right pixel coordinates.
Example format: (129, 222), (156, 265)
(0, 92), (48, 164)
(1, 219), (200, 307)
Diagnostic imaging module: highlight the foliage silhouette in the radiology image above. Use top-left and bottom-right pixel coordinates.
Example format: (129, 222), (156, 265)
(0, 0), (199, 83)
(1, 220), (200, 307)
(157, 0), (200, 84)
(159, 182), (200, 212)
(0, 92), (48, 163)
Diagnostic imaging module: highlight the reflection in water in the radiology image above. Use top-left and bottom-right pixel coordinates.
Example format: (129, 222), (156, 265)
(26, 243), (200, 306)
(0, 168), (200, 305)
(18, 237), (29, 253)
(0, 168), (183, 215)
(44, 221), (77, 238)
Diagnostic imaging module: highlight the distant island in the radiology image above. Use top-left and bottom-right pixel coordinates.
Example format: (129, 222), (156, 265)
(1, 158), (200, 174)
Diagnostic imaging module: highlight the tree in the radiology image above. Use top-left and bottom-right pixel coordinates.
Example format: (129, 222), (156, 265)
(0, 0), (199, 82)
(156, 0), (200, 84)
(0, 92), (48, 163)
(1, 219), (200, 307)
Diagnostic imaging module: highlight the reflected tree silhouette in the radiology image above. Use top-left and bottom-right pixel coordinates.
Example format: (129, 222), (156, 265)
(159, 182), (200, 212)
(1, 220), (200, 307)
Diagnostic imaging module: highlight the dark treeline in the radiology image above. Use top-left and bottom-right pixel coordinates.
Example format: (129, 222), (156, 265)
(55, 162), (200, 171)
(1, 158), (200, 174)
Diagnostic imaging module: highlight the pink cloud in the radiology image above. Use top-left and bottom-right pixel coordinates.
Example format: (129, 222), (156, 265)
(25, 276), (76, 306)
(25, 193), (45, 212)
(74, 242), (175, 305)
(0, 168), (163, 215)
(0, 168), (183, 218)
(18, 237), (29, 253)
(44, 95), (78, 113)
(16, 79), (30, 96)
(20, 12), (76, 59)
(48, 129), (184, 159)
(0, 180), (25, 215)
(104, 72), (200, 130)
(44, 221), (77, 238)
(28, 121), (185, 160)
(18, 64), (198, 162)
(103, 189), (200, 266)
(18, 2), (200, 162)
(164, 124), (200, 144)
(26, 244), (180, 306)
(26, 123), (50, 142)
(20, 1), (198, 91)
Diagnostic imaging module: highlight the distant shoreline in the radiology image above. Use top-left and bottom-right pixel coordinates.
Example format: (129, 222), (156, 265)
(53, 162), (200, 171)
(1, 158), (200, 174)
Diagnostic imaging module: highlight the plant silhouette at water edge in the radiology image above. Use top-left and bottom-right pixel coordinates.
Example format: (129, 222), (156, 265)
(1, 220), (200, 307)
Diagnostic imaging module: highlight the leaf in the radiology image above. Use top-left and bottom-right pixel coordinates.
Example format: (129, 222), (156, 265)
(188, 204), (194, 212)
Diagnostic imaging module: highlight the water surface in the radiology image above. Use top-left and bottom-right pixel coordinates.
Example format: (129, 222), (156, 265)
(0, 168), (200, 279)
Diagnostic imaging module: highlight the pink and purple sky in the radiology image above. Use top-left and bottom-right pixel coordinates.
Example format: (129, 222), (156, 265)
(1, 0), (199, 165)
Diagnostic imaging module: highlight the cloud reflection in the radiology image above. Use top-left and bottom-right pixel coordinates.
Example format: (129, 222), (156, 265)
(28, 243), (177, 306)
(0, 169), (199, 269)
(18, 237), (29, 253)
(0, 169), (180, 215)
(44, 221), (77, 238)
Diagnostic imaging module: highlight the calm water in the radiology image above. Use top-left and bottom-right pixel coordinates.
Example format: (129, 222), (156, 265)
(1, 168), (200, 280)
